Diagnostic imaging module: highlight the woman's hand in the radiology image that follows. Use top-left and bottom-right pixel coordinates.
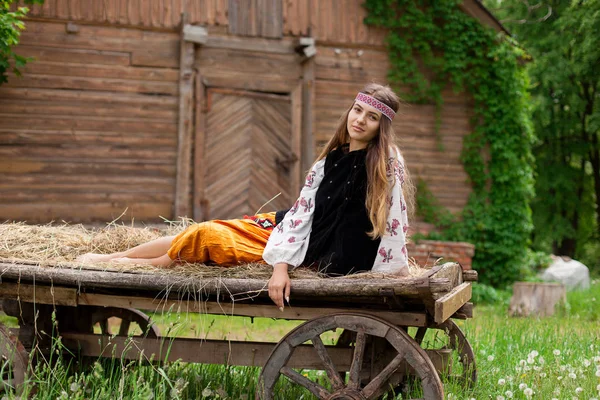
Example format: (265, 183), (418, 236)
(269, 263), (291, 311)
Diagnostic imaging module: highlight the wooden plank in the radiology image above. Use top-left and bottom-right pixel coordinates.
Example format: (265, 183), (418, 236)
(0, 202), (172, 223)
(13, 45), (131, 66)
(174, 13), (195, 219)
(0, 262), (434, 299)
(193, 73), (208, 221)
(290, 83), (303, 192)
(3, 74), (178, 96)
(77, 292), (428, 326)
(0, 87), (178, 107)
(0, 101), (177, 122)
(0, 113), (177, 135)
(62, 333), (354, 369)
(434, 282), (472, 324)
(0, 282), (77, 306)
(301, 56), (316, 175)
(20, 61), (179, 82)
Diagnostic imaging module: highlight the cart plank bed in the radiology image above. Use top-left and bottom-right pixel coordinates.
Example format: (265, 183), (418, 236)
(0, 260), (477, 399)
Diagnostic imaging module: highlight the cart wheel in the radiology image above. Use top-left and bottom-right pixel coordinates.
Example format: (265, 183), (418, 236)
(0, 324), (29, 394)
(257, 313), (443, 400)
(411, 320), (476, 387)
(89, 307), (160, 338)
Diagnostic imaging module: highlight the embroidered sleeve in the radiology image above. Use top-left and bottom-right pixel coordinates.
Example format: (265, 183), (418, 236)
(372, 147), (410, 274)
(262, 159), (326, 269)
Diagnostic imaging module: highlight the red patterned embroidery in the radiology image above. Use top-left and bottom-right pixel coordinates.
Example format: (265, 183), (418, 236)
(355, 93), (395, 121)
(290, 199), (300, 215)
(401, 246), (407, 257)
(304, 170), (316, 188)
(403, 224), (408, 233)
(300, 197), (313, 212)
(289, 219), (302, 229)
(386, 219), (400, 236)
(288, 237), (296, 243)
(387, 195), (393, 209)
(378, 248), (393, 263)
(276, 223), (284, 233)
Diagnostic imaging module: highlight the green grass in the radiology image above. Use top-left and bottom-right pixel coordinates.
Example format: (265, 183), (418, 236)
(1, 282), (599, 399)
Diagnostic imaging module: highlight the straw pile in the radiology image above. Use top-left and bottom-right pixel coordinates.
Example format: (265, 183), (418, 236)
(0, 222), (424, 279)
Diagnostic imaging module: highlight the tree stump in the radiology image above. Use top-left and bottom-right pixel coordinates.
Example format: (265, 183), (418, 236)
(509, 282), (566, 317)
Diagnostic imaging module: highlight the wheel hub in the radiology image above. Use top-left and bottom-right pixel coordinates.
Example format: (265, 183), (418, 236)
(327, 388), (367, 400)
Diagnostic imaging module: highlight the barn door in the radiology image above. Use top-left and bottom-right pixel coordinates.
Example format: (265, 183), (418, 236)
(196, 88), (300, 220)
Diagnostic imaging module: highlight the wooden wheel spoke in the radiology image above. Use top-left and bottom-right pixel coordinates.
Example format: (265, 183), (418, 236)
(280, 366), (330, 399)
(362, 352), (405, 399)
(118, 319), (131, 336)
(414, 327), (427, 345)
(311, 335), (344, 390)
(99, 320), (109, 335)
(348, 328), (366, 390)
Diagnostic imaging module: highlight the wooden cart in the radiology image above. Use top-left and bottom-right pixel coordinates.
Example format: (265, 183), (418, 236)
(0, 260), (477, 399)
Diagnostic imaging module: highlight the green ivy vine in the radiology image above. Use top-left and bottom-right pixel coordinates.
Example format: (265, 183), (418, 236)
(364, 0), (535, 287)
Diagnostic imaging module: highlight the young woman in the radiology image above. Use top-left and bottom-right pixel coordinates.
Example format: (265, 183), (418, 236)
(77, 83), (414, 310)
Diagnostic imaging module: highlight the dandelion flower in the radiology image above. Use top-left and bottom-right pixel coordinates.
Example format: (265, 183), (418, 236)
(533, 366), (542, 371)
(69, 382), (80, 392)
(524, 387), (533, 397)
(575, 387), (583, 394)
(554, 349), (561, 356)
(519, 383), (528, 390)
(520, 360), (527, 366)
(584, 359), (592, 367)
(505, 390), (514, 398)
(596, 369), (600, 377)
(569, 372), (577, 379)
(202, 388), (213, 397)
(498, 378), (506, 385)
(488, 355), (495, 361)
(497, 396), (505, 400)
(597, 383), (600, 391)
(527, 357), (535, 364)
(540, 372), (547, 378)
(530, 350), (539, 357)
(538, 356), (545, 364)
(558, 376), (563, 381)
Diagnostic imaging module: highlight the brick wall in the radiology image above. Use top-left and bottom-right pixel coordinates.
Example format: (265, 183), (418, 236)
(407, 240), (475, 270)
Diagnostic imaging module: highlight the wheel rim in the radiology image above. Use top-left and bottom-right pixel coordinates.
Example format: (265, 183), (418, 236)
(257, 313), (444, 400)
(0, 325), (29, 394)
(89, 307), (160, 338)
(412, 320), (476, 387)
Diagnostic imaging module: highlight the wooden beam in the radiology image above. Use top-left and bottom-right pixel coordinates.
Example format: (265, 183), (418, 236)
(77, 292), (428, 326)
(0, 262), (445, 299)
(192, 70), (207, 221)
(0, 282), (77, 306)
(290, 83), (303, 192)
(174, 13), (196, 218)
(62, 333), (354, 369)
(434, 282), (472, 324)
(301, 54), (315, 176)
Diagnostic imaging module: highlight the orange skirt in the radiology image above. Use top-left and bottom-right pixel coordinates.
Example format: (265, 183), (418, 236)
(167, 212), (276, 265)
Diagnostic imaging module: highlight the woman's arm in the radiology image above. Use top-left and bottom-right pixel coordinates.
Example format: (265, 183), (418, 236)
(263, 159), (325, 268)
(372, 148), (410, 275)
(264, 159), (326, 309)
(268, 263), (291, 310)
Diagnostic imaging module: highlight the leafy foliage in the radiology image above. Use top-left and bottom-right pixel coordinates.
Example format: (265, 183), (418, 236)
(0, 0), (42, 85)
(364, 0), (536, 287)
(483, 0), (600, 275)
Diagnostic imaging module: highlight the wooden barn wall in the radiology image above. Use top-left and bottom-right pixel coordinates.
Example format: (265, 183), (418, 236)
(0, 20), (180, 222)
(5, 0), (473, 225)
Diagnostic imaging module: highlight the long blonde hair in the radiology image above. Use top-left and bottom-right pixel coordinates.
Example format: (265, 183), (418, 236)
(316, 83), (415, 239)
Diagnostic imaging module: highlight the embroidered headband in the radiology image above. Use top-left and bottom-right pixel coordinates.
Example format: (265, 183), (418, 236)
(355, 92), (396, 121)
